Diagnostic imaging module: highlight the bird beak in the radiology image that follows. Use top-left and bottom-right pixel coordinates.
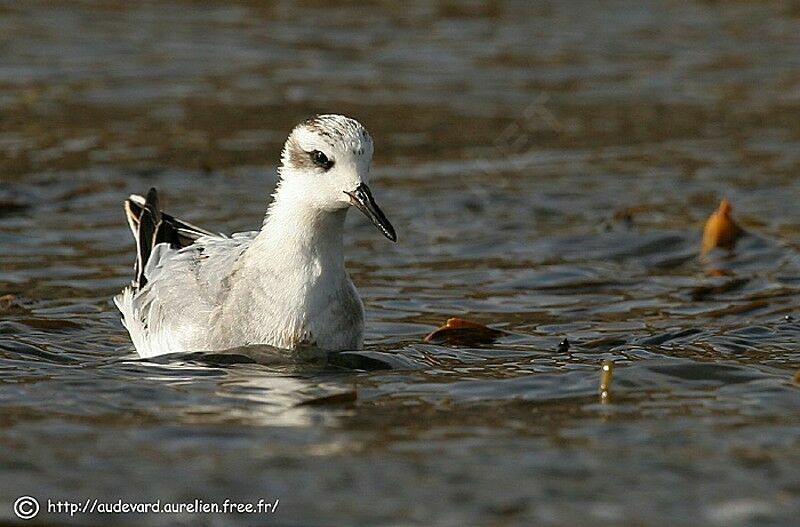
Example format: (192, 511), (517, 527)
(345, 183), (397, 242)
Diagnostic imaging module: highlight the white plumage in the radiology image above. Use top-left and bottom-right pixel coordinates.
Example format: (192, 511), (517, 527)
(115, 114), (396, 358)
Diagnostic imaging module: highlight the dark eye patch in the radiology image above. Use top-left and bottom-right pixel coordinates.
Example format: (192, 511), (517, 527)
(309, 150), (334, 170)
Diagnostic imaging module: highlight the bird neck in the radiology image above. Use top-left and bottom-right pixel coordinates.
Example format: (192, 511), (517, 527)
(252, 179), (348, 273)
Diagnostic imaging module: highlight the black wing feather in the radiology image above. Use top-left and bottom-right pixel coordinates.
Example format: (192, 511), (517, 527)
(125, 188), (211, 290)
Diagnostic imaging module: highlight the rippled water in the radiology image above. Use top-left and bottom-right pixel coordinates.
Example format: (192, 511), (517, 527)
(1, 1), (799, 525)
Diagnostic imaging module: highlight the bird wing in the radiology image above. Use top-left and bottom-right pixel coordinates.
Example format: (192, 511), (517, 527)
(117, 189), (257, 356)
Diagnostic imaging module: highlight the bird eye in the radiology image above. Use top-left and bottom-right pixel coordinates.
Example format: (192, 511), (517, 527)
(310, 150), (333, 169)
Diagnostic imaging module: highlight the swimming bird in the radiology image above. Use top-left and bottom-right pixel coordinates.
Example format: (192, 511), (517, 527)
(114, 114), (396, 358)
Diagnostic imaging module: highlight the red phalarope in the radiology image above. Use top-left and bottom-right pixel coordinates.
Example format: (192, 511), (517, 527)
(115, 115), (396, 358)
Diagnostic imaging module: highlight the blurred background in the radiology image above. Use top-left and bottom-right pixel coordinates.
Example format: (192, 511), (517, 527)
(1, 1), (799, 526)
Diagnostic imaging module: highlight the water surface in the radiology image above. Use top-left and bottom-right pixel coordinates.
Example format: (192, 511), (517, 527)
(1, 1), (799, 525)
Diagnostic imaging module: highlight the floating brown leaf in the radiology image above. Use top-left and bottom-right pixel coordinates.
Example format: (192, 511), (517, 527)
(423, 317), (506, 345)
(701, 199), (743, 255)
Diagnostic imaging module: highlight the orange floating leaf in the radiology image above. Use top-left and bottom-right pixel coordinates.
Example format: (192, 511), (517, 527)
(423, 317), (506, 345)
(701, 199), (743, 256)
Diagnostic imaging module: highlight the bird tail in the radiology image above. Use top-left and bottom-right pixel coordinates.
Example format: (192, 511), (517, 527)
(123, 188), (217, 289)
(123, 188), (178, 289)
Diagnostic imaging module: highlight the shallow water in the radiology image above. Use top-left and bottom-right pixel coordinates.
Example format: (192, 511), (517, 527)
(1, 1), (799, 525)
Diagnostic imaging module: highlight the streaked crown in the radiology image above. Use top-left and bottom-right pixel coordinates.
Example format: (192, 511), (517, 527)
(281, 114), (373, 173)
